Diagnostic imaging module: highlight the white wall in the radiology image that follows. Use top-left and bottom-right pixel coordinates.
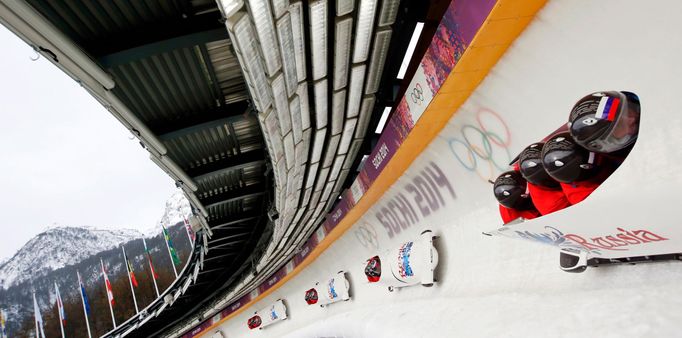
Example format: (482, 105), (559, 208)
(208, 1), (682, 337)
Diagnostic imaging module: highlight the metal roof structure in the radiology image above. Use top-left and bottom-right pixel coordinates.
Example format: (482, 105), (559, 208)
(0, 1), (270, 336)
(0, 0), (448, 336)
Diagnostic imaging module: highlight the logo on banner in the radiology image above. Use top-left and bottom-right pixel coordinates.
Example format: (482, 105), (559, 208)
(506, 226), (669, 254)
(397, 242), (415, 278)
(327, 279), (338, 300)
(564, 228), (668, 252)
(410, 83), (425, 105)
(270, 306), (278, 320)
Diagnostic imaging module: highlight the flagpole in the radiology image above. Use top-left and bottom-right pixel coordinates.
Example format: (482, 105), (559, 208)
(143, 238), (160, 297)
(121, 246), (139, 313)
(34, 294), (39, 338)
(183, 216), (194, 246)
(161, 224), (179, 278)
(32, 292), (45, 338)
(76, 271), (92, 338)
(54, 283), (65, 338)
(100, 259), (116, 328)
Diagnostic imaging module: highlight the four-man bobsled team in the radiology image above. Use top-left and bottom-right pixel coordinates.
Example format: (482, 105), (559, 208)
(494, 91), (641, 223)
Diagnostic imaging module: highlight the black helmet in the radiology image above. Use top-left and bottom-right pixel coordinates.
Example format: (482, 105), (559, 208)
(569, 91), (640, 153)
(518, 143), (560, 188)
(247, 315), (262, 329)
(493, 170), (533, 210)
(364, 256), (381, 282)
(541, 132), (596, 183)
(304, 288), (318, 305)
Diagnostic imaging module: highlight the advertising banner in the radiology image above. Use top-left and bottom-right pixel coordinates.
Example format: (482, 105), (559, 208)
(352, 0), (496, 200)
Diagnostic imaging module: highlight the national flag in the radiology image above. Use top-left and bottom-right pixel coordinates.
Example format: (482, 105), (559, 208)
(100, 259), (115, 306)
(54, 282), (66, 326)
(183, 216), (196, 243)
(77, 271), (91, 315)
(1, 309), (7, 338)
(33, 292), (46, 338)
(143, 238), (159, 280)
(595, 96), (621, 121)
(162, 224), (181, 265)
(122, 248), (139, 287)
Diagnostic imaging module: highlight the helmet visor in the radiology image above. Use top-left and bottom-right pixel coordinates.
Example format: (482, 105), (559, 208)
(582, 92), (640, 153)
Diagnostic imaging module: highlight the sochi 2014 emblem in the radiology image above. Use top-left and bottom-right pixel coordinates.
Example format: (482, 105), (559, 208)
(397, 242), (414, 278)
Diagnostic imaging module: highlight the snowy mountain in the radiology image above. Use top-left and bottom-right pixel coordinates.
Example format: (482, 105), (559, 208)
(0, 190), (194, 336)
(0, 190), (191, 289)
(143, 190), (192, 236)
(0, 226), (142, 289)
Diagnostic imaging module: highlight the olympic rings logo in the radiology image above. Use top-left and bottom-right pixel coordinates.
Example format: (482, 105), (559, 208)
(410, 83), (424, 105)
(354, 223), (379, 250)
(447, 108), (512, 181)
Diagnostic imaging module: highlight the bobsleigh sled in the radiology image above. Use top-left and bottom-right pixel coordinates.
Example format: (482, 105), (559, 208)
(247, 299), (287, 330)
(305, 271), (351, 307)
(365, 230), (439, 292)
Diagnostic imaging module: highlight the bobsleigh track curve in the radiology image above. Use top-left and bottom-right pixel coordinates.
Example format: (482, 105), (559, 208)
(193, 1), (682, 337)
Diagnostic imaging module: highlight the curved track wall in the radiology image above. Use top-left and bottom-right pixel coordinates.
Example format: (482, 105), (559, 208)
(201, 1), (682, 337)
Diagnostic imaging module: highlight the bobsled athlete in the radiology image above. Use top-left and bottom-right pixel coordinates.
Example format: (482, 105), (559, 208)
(568, 91), (640, 155)
(547, 91), (641, 203)
(541, 132), (620, 204)
(517, 143), (572, 215)
(493, 170), (540, 224)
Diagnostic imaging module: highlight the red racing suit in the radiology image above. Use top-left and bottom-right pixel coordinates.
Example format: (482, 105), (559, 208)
(560, 152), (624, 204)
(560, 181), (601, 205)
(527, 183), (572, 215)
(499, 205), (540, 224)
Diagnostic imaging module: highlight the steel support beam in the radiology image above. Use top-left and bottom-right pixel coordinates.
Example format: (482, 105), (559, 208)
(193, 160), (265, 183)
(154, 101), (251, 137)
(97, 26), (228, 67)
(198, 267), (225, 276)
(209, 242), (242, 251)
(211, 216), (259, 230)
(203, 252), (238, 264)
(203, 189), (265, 210)
(207, 232), (250, 246)
(185, 150), (265, 179)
